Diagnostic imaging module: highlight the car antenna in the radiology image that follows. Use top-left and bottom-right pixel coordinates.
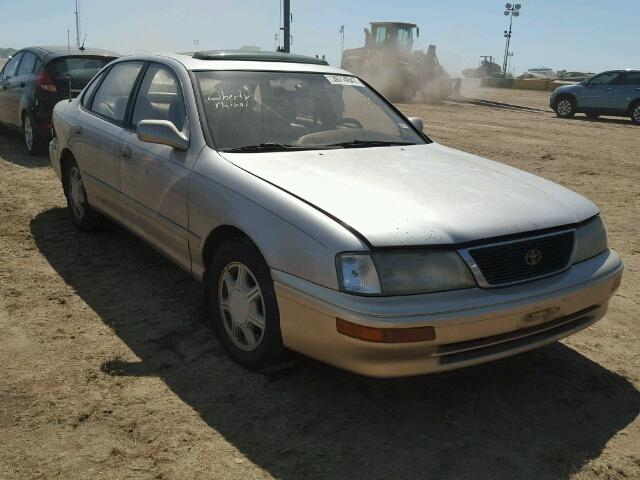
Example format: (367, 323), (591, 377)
(67, 29), (73, 102)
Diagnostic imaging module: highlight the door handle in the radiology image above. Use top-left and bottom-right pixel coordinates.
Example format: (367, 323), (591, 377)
(120, 145), (131, 160)
(605, 88), (612, 91)
(71, 125), (82, 136)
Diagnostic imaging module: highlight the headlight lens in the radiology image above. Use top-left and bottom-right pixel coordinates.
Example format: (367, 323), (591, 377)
(572, 216), (608, 264)
(337, 251), (476, 295)
(337, 254), (382, 294)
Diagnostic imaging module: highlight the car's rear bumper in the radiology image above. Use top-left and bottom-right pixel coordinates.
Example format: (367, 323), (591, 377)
(274, 249), (622, 377)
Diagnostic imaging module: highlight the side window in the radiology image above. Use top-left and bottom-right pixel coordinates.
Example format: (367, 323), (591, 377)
(1, 53), (23, 80)
(588, 72), (620, 86)
(624, 72), (640, 86)
(17, 53), (37, 76)
(91, 61), (144, 123)
(132, 64), (186, 131)
(81, 70), (106, 109)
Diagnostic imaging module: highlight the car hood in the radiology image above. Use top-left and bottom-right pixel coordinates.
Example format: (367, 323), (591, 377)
(221, 143), (598, 247)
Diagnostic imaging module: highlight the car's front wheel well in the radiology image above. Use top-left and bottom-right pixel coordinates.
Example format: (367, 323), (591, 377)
(553, 93), (575, 109)
(202, 225), (261, 274)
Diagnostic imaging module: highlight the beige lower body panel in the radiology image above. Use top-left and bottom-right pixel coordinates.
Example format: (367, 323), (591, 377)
(276, 261), (622, 378)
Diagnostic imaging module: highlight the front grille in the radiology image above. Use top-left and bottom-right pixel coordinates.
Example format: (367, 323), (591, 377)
(467, 230), (575, 286)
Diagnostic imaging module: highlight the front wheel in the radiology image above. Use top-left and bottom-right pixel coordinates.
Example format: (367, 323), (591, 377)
(631, 102), (640, 125)
(554, 97), (576, 118)
(63, 159), (108, 231)
(205, 239), (284, 370)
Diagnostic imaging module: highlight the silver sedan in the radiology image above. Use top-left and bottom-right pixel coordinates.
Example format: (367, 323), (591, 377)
(50, 51), (623, 377)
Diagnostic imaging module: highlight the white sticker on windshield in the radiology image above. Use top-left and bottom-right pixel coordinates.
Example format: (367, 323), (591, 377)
(324, 75), (364, 87)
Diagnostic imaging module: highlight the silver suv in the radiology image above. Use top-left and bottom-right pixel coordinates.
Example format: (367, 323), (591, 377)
(551, 69), (640, 124)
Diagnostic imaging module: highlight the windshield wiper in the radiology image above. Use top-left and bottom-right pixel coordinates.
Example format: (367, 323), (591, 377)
(326, 140), (415, 149)
(221, 142), (321, 153)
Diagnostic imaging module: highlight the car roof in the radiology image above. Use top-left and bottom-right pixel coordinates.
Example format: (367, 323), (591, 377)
(20, 46), (120, 59)
(191, 50), (329, 65)
(114, 52), (349, 75)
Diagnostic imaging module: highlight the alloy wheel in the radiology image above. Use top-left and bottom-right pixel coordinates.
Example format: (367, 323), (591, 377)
(69, 166), (86, 219)
(24, 116), (34, 151)
(218, 262), (266, 352)
(634, 105), (640, 123)
(556, 99), (573, 117)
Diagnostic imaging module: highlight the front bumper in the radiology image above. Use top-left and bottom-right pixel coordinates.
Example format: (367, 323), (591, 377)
(274, 249), (622, 377)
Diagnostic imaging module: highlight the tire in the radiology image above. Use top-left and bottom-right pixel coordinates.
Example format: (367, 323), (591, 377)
(585, 112), (600, 120)
(631, 102), (640, 125)
(62, 157), (108, 231)
(23, 112), (45, 155)
(205, 238), (284, 370)
(554, 96), (576, 118)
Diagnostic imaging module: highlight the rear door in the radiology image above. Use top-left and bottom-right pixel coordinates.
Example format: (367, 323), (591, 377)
(8, 52), (39, 125)
(609, 71), (640, 112)
(0, 53), (23, 125)
(578, 71), (622, 109)
(73, 61), (144, 222)
(119, 63), (192, 271)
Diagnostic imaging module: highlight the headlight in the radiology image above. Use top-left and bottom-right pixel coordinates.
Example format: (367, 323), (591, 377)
(337, 254), (382, 294)
(337, 251), (476, 295)
(572, 216), (608, 264)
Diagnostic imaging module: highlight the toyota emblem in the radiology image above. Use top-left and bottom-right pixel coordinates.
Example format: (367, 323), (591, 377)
(524, 249), (542, 266)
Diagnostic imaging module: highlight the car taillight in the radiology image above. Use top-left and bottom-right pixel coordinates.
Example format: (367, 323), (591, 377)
(37, 69), (58, 93)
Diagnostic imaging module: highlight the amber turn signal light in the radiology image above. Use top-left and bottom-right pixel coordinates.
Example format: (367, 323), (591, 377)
(336, 318), (436, 343)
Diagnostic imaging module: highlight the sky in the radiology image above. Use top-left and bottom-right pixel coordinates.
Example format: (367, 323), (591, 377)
(1, 0), (637, 76)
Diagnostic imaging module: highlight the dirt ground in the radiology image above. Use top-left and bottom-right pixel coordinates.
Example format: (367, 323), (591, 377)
(1, 87), (639, 480)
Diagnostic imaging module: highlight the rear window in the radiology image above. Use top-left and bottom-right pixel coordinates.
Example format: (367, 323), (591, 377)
(47, 56), (114, 84)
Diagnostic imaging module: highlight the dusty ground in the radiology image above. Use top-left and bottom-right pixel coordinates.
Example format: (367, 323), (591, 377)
(1, 87), (639, 480)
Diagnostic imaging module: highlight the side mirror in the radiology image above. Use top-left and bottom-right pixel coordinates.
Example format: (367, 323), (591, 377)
(136, 120), (189, 150)
(408, 116), (424, 131)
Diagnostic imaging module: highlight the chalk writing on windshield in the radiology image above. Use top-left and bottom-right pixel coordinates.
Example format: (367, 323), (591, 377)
(207, 88), (252, 110)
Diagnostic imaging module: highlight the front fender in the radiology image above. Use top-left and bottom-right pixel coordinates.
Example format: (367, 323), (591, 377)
(189, 150), (367, 288)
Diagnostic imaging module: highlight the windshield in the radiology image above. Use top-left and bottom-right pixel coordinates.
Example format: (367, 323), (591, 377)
(194, 71), (427, 152)
(47, 56), (114, 86)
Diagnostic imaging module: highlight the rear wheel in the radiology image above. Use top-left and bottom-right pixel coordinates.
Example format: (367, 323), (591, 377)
(205, 238), (284, 370)
(631, 102), (640, 125)
(23, 112), (45, 155)
(554, 97), (576, 118)
(63, 158), (108, 231)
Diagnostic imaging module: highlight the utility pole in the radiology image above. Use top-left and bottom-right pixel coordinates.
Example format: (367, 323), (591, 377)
(283, 0), (291, 53)
(74, 0), (81, 48)
(502, 3), (522, 78)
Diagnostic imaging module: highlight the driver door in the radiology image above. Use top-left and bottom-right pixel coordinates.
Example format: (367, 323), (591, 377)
(578, 71), (622, 109)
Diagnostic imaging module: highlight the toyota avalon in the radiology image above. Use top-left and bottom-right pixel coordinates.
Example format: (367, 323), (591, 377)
(49, 51), (623, 377)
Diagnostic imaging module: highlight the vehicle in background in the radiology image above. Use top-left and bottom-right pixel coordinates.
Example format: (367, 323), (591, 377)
(556, 70), (595, 83)
(50, 51), (622, 378)
(0, 46), (119, 154)
(463, 56), (502, 78)
(551, 69), (640, 124)
(521, 66), (556, 79)
(341, 22), (455, 103)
